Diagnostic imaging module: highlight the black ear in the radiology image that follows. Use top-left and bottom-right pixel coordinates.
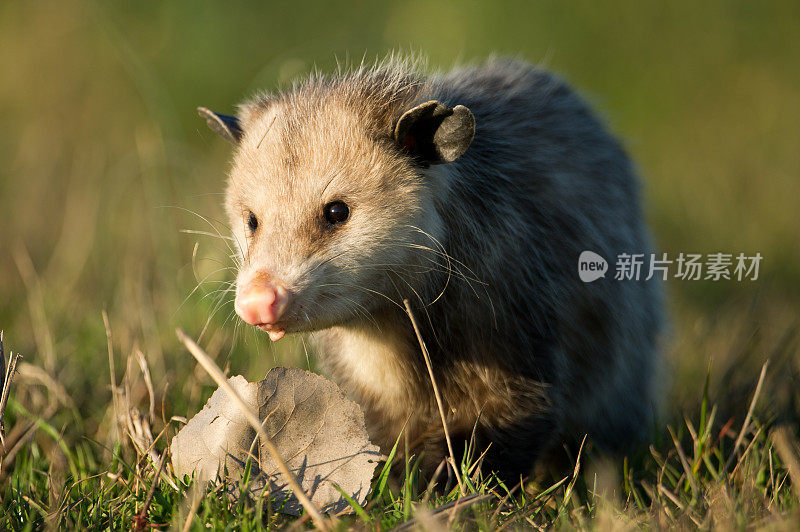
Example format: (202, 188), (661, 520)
(394, 100), (475, 164)
(197, 107), (242, 144)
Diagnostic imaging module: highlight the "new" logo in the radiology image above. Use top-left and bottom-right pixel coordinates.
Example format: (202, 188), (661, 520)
(578, 251), (608, 282)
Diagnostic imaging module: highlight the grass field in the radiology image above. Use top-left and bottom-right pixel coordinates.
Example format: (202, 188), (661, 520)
(1, 1), (799, 529)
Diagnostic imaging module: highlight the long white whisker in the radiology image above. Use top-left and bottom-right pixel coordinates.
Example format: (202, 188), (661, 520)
(317, 283), (404, 311)
(180, 229), (236, 241)
(161, 204), (243, 268)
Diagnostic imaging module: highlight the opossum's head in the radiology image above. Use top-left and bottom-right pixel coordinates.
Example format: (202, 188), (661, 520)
(200, 86), (474, 340)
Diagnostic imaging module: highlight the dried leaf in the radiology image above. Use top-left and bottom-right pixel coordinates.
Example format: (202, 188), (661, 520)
(171, 367), (381, 514)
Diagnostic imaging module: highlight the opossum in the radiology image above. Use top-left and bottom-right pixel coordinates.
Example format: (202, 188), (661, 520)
(199, 56), (664, 482)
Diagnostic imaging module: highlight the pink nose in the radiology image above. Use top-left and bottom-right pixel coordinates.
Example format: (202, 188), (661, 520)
(234, 280), (289, 329)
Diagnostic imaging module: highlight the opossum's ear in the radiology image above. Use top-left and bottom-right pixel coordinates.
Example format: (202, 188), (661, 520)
(197, 107), (242, 144)
(394, 100), (475, 164)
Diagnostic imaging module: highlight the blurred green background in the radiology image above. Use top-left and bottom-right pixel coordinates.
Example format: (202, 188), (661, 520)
(1, 1), (798, 438)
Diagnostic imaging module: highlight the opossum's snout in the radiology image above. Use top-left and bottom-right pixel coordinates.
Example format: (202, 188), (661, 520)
(234, 272), (290, 342)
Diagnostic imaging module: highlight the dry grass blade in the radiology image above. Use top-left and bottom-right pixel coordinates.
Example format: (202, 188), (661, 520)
(657, 484), (701, 527)
(722, 360), (768, 476)
(0, 331), (4, 403)
(175, 328), (329, 530)
(134, 450), (168, 532)
(403, 299), (464, 495)
(1, 330), (6, 445)
(561, 435), (586, 510)
(0, 421), (38, 482)
(13, 244), (56, 373)
(16, 362), (73, 409)
(181, 480), (207, 532)
(103, 310), (121, 443)
(730, 425), (764, 478)
(771, 427), (800, 501)
(390, 493), (492, 531)
(134, 349), (156, 422)
(422, 458), (447, 504)
(490, 477), (525, 526)
(1, 331), (23, 452)
(667, 425), (699, 499)
(403, 299), (465, 495)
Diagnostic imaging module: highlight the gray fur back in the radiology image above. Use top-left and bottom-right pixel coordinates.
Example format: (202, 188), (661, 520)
(421, 58), (664, 456)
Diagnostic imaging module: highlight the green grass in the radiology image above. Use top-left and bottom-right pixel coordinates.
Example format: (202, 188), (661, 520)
(3, 358), (800, 529)
(1, 0), (799, 529)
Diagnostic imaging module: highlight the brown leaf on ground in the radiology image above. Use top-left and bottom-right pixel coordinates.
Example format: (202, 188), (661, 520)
(171, 367), (381, 514)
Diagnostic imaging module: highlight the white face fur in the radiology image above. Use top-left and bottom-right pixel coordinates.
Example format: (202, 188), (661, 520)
(224, 98), (445, 335)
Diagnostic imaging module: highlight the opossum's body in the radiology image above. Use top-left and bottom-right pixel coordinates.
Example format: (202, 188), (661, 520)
(204, 57), (663, 481)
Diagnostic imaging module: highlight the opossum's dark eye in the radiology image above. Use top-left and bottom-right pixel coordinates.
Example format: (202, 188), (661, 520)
(324, 201), (349, 225)
(248, 212), (258, 233)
